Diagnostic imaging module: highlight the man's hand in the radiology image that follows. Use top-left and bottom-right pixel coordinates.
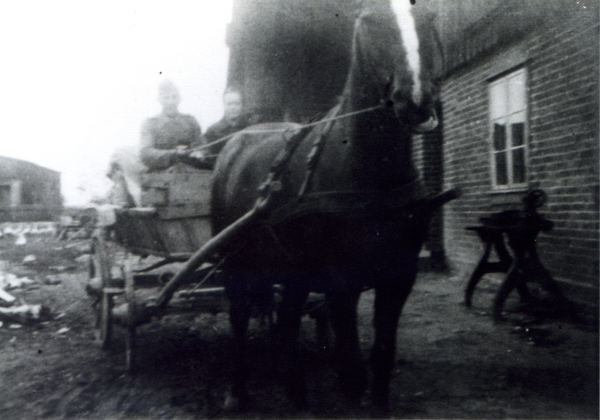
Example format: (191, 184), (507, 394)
(173, 145), (190, 163)
(175, 145), (189, 156)
(189, 150), (205, 160)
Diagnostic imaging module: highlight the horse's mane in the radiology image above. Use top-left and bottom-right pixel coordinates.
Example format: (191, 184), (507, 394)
(343, 1), (428, 113)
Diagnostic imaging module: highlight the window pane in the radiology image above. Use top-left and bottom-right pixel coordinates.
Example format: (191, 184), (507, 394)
(489, 82), (507, 119)
(489, 69), (528, 190)
(495, 152), (508, 185)
(513, 147), (526, 184)
(508, 71), (526, 113)
(511, 122), (524, 146)
(494, 123), (506, 151)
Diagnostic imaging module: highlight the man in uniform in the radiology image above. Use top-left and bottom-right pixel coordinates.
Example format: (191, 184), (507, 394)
(106, 80), (203, 206)
(140, 80), (203, 170)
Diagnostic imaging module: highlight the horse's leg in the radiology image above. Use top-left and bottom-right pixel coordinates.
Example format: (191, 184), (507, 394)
(327, 290), (366, 404)
(224, 275), (253, 411)
(371, 278), (416, 415)
(276, 285), (310, 410)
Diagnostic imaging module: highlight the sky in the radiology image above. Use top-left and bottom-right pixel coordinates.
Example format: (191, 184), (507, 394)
(0, 1), (233, 205)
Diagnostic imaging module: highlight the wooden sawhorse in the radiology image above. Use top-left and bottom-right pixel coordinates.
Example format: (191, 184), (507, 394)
(464, 207), (572, 321)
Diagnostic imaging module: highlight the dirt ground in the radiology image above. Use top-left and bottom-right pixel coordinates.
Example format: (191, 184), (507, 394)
(0, 233), (598, 419)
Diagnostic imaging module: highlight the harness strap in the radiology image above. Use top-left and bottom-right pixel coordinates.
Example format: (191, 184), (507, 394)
(257, 124), (314, 199)
(262, 104), (384, 203)
(266, 182), (425, 227)
(298, 116), (337, 198)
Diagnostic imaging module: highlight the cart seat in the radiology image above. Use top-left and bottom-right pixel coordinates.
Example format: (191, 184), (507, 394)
(141, 162), (212, 219)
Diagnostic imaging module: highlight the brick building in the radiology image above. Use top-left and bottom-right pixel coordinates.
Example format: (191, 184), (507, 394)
(421, 0), (599, 301)
(0, 156), (62, 222)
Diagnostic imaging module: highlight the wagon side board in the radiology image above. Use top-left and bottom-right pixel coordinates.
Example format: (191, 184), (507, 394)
(114, 164), (214, 256)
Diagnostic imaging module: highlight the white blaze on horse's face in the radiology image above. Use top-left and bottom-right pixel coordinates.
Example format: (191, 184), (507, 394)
(390, 0), (422, 106)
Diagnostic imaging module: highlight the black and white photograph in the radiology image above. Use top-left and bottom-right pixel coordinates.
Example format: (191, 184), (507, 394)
(0, 0), (598, 418)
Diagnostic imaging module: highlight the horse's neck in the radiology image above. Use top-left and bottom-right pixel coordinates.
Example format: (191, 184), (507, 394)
(308, 10), (420, 192)
(335, 67), (417, 190)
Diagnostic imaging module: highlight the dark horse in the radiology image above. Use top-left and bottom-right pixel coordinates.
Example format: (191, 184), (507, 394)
(211, 1), (447, 414)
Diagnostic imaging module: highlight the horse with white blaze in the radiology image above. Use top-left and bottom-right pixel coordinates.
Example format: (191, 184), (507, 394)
(211, 0), (455, 414)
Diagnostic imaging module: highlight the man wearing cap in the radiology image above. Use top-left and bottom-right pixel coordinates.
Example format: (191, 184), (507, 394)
(140, 80), (203, 170)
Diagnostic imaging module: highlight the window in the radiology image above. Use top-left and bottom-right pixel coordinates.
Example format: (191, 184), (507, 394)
(489, 68), (527, 189)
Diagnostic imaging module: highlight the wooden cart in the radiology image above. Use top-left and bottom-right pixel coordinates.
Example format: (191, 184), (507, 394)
(86, 163), (330, 371)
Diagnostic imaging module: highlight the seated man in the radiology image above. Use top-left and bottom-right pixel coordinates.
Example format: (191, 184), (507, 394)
(202, 89), (259, 156)
(106, 80), (204, 207)
(141, 79), (204, 170)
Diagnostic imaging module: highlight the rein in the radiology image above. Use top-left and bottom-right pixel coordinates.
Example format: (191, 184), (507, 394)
(210, 101), (429, 232)
(190, 103), (385, 154)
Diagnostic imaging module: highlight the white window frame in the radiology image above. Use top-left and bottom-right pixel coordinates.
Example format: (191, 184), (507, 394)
(488, 68), (528, 191)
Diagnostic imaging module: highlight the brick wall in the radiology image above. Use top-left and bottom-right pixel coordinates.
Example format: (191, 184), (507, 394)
(440, 8), (599, 293)
(413, 102), (446, 269)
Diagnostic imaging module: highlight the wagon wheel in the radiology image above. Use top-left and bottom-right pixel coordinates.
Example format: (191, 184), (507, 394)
(99, 290), (114, 348)
(88, 233), (115, 349)
(88, 233), (110, 298)
(122, 255), (137, 373)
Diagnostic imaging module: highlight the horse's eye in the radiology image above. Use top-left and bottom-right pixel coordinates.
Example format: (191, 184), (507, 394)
(385, 100), (394, 108)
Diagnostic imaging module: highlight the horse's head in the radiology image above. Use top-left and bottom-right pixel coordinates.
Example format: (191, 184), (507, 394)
(352, 0), (440, 132)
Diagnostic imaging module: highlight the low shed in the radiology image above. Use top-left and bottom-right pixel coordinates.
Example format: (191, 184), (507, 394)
(0, 156), (62, 222)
